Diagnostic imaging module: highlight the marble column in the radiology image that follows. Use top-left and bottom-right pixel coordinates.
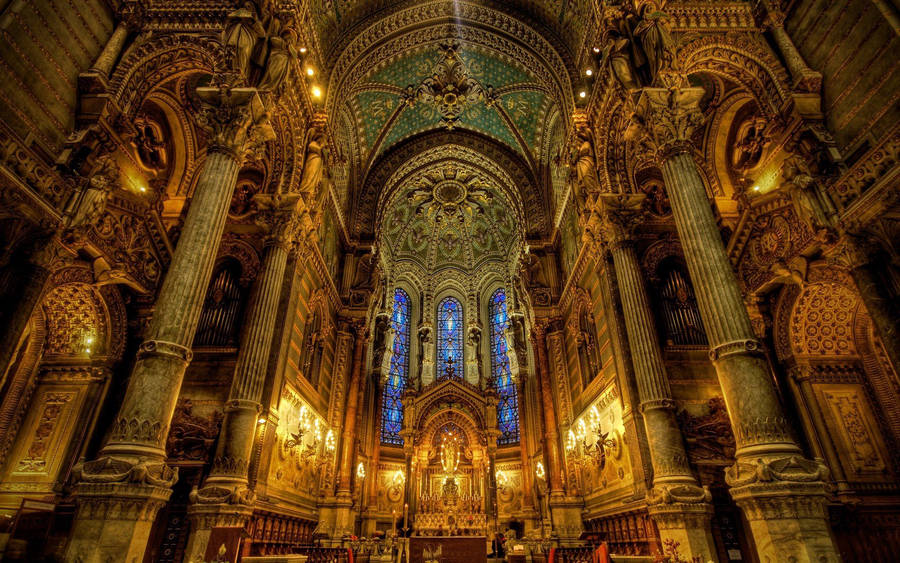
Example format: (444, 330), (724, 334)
(632, 87), (838, 562)
(757, 3), (822, 91)
(90, 22), (130, 78)
(595, 194), (717, 561)
(184, 193), (304, 561)
(66, 86), (268, 563)
(532, 321), (564, 496)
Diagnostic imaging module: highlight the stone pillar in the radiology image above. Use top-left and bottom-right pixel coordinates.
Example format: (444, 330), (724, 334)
(756, 3), (822, 91)
(517, 379), (538, 523)
(338, 323), (367, 496)
(184, 194), (304, 561)
(631, 87), (839, 562)
(531, 321), (564, 496)
(595, 194), (717, 561)
(91, 23), (130, 77)
(66, 86), (269, 563)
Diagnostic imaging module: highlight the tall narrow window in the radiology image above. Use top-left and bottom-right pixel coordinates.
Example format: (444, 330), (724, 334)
(490, 289), (519, 444)
(381, 289), (410, 445)
(436, 297), (463, 380)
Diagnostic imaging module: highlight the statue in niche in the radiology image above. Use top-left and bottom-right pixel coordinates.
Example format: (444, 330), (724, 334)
(372, 312), (392, 370)
(258, 21), (298, 92)
(599, 0), (678, 90)
(522, 251), (549, 289)
(132, 116), (168, 171)
(780, 154), (837, 236)
(418, 325), (434, 385)
(569, 125), (600, 214)
(298, 129), (328, 199)
(222, 2), (266, 78)
(633, 2), (677, 84)
(466, 326), (483, 385)
(68, 153), (119, 230)
(732, 117), (771, 174)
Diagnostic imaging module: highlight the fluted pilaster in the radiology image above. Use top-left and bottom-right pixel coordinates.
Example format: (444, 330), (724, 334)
(337, 322), (368, 495)
(532, 321), (564, 496)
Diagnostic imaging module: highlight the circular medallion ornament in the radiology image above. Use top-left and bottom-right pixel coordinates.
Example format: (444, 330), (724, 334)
(434, 180), (467, 206)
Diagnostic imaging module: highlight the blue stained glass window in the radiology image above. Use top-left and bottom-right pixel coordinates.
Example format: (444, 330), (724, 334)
(490, 289), (520, 444)
(436, 297), (464, 380)
(381, 289), (410, 445)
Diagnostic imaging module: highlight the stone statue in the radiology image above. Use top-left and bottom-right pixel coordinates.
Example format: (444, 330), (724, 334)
(222, 2), (265, 79)
(298, 130), (327, 198)
(732, 117), (770, 173)
(781, 154), (837, 234)
(258, 23), (298, 92)
(633, 2), (677, 86)
(68, 153), (119, 230)
(419, 325), (434, 384)
(569, 125), (600, 213)
(599, 11), (642, 91)
(466, 325), (482, 385)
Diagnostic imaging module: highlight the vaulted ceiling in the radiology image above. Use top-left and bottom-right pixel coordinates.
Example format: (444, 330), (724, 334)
(321, 0), (586, 244)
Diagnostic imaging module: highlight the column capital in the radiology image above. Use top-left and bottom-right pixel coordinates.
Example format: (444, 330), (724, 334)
(595, 193), (647, 249)
(195, 86), (274, 163)
(628, 87), (706, 161)
(253, 192), (305, 250)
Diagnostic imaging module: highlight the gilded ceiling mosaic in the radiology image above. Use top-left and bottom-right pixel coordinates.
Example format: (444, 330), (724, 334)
(349, 42), (555, 164)
(379, 155), (523, 273)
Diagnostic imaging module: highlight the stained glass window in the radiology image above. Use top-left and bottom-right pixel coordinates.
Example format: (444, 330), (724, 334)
(436, 297), (463, 380)
(490, 289), (519, 444)
(381, 289), (410, 445)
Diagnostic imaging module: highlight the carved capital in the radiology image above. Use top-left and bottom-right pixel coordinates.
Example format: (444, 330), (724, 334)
(825, 234), (878, 271)
(726, 455), (829, 489)
(253, 192), (304, 250)
(595, 193), (647, 249)
(628, 87), (706, 161)
(195, 86), (275, 162)
(72, 455), (178, 488)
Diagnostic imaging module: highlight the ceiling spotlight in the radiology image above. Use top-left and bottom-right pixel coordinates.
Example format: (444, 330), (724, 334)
(579, 91), (587, 98)
(593, 46), (600, 53)
(311, 86), (322, 98)
(752, 185), (760, 192)
(306, 67), (315, 77)
(585, 69), (593, 76)
(299, 47), (308, 54)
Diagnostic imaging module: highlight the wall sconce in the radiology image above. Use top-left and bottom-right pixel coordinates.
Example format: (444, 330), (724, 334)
(325, 429), (336, 453)
(535, 461), (546, 480)
(392, 469), (405, 485)
(581, 423), (615, 470)
(357, 461), (366, 479)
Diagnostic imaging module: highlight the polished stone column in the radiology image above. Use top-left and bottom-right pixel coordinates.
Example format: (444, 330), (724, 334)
(516, 379), (538, 521)
(596, 194), (717, 561)
(66, 86), (268, 563)
(632, 87), (838, 562)
(757, 3), (822, 91)
(184, 194), (304, 561)
(531, 321), (564, 496)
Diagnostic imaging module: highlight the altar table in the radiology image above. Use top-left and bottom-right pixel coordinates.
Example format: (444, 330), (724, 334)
(409, 536), (487, 563)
